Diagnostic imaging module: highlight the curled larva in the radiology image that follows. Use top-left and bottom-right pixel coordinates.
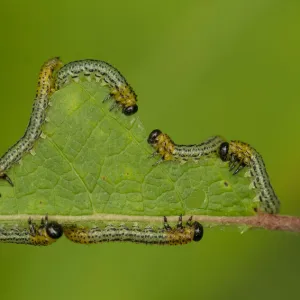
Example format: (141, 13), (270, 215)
(219, 141), (280, 214)
(147, 129), (226, 165)
(0, 215), (63, 246)
(55, 59), (138, 116)
(0, 57), (63, 186)
(64, 216), (203, 245)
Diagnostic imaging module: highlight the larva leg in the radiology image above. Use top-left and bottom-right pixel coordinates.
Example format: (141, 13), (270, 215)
(103, 94), (112, 103)
(0, 174), (14, 187)
(229, 156), (238, 172)
(94, 73), (102, 82)
(152, 157), (164, 166)
(177, 215), (183, 229)
(148, 151), (158, 158)
(109, 102), (118, 112)
(28, 217), (36, 236)
(233, 163), (246, 175)
(186, 216), (193, 227)
(71, 75), (79, 82)
(163, 216), (172, 231)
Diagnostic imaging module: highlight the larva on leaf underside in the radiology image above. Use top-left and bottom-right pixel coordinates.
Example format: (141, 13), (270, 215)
(0, 215), (63, 246)
(64, 216), (203, 246)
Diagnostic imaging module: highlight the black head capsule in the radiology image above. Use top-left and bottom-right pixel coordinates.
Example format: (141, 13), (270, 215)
(219, 142), (229, 161)
(46, 222), (63, 239)
(193, 222), (204, 242)
(147, 129), (162, 145)
(123, 105), (138, 116)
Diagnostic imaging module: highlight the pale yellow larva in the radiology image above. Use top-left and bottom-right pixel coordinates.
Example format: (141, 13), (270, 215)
(0, 216), (63, 246)
(219, 141), (280, 214)
(64, 216), (203, 246)
(55, 59), (138, 116)
(0, 57), (62, 186)
(147, 129), (225, 165)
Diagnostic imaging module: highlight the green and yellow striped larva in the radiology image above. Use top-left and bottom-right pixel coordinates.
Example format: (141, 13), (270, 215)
(0, 215), (63, 246)
(0, 57), (63, 186)
(147, 129), (226, 165)
(218, 141), (280, 214)
(55, 59), (138, 116)
(64, 216), (203, 246)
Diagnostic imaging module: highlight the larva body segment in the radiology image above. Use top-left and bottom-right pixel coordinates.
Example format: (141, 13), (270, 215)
(0, 216), (63, 246)
(147, 129), (226, 164)
(64, 217), (203, 246)
(219, 141), (280, 214)
(55, 59), (138, 116)
(0, 57), (63, 186)
(173, 136), (227, 160)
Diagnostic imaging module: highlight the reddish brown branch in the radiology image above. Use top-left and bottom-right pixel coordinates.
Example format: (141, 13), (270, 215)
(193, 214), (300, 232)
(0, 214), (299, 233)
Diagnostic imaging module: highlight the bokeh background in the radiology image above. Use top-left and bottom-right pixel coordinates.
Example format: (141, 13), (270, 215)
(0, 0), (299, 299)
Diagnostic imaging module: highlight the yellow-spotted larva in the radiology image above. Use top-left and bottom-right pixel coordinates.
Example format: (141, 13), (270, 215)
(0, 215), (63, 246)
(64, 216), (203, 245)
(55, 59), (138, 115)
(0, 57), (63, 186)
(147, 129), (225, 165)
(219, 141), (280, 214)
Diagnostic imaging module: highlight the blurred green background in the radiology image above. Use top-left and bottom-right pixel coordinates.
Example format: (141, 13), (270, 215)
(0, 0), (299, 299)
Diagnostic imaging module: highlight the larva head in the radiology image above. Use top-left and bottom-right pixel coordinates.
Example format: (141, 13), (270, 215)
(219, 142), (230, 161)
(230, 141), (254, 165)
(147, 129), (162, 145)
(193, 222), (203, 242)
(46, 222), (63, 239)
(123, 105), (138, 116)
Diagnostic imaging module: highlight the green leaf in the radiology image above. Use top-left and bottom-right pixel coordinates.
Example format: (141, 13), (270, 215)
(0, 81), (256, 219)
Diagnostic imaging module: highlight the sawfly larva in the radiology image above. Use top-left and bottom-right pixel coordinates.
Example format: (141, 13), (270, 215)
(219, 141), (280, 214)
(0, 215), (63, 246)
(64, 216), (203, 245)
(55, 59), (138, 115)
(0, 57), (62, 186)
(148, 129), (225, 165)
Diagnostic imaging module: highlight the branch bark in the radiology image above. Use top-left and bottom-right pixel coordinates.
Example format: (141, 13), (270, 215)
(193, 214), (300, 232)
(0, 214), (299, 233)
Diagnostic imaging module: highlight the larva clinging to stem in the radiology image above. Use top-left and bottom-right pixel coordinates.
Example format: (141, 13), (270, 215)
(219, 141), (280, 214)
(64, 216), (203, 246)
(0, 57), (63, 186)
(0, 215), (63, 246)
(147, 129), (226, 165)
(55, 59), (138, 116)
